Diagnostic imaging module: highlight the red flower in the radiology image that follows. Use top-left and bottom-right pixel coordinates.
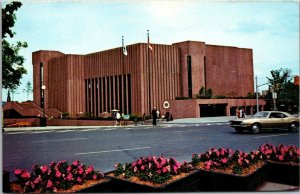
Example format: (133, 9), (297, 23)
(221, 158), (228, 164)
(46, 180), (53, 188)
(278, 155), (284, 161)
(73, 160), (79, 166)
(77, 177), (82, 183)
(55, 170), (62, 178)
(21, 171), (31, 179)
(40, 165), (48, 174)
(14, 169), (22, 175)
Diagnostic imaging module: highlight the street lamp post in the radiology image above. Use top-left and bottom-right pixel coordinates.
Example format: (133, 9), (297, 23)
(255, 76), (268, 113)
(41, 85), (46, 126)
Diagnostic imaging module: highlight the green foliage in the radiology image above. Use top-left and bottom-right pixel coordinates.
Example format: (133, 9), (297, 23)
(246, 92), (256, 99)
(175, 96), (192, 100)
(196, 87), (212, 99)
(2, 1), (28, 91)
(266, 68), (299, 112)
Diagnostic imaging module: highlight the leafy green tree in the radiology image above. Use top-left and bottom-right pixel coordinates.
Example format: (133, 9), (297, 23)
(267, 68), (292, 96)
(2, 1), (28, 95)
(266, 68), (299, 113)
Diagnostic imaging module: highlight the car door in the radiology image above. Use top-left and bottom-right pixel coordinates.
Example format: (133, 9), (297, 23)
(259, 112), (276, 128)
(269, 112), (286, 128)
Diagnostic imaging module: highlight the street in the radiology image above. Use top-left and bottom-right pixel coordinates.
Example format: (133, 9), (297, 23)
(3, 123), (299, 181)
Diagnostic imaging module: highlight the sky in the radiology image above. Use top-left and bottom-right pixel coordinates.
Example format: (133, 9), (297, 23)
(2, 0), (299, 102)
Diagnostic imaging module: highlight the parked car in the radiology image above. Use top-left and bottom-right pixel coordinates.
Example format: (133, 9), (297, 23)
(230, 111), (299, 134)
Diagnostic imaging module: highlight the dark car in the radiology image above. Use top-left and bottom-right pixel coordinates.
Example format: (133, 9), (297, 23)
(230, 111), (299, 134)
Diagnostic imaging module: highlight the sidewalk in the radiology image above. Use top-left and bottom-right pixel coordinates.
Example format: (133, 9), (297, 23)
(3, 116), (234, 132)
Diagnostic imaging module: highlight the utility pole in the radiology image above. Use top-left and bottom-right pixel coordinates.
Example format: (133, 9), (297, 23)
(255, 76), (268, 113)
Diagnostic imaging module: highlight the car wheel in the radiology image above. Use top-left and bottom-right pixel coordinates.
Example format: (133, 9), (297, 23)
(234, 128), (243, 133)
(251, 123), (261, 134)
(289, 122), (299, 132)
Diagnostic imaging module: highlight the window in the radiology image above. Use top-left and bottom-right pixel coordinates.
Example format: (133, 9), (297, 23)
(187, 56), (192, 98)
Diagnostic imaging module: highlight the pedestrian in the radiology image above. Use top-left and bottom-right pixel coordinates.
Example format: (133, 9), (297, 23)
(241, 108), (246, 118)
(115, 112), (121, 126)
(156, 110), (160, 123)
(152, 107), (157, 125)
(166, 111), (170, 122)
(236, 108), (240, 118)
(142, 113), (146, 125)
(240, 108), (244, 119)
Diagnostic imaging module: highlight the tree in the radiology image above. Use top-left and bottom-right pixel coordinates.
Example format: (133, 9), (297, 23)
(197, 86), (212, 99)
(266, 68), (292, 99)
(266, 68), (299, 113)
(2, 1), (28, 94)
(23, 81), (33, 101)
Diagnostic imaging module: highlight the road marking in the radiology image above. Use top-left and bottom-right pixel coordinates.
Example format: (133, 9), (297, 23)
(32, 137), (88, 143)
(78, 129), (98, 132)
(56, 130), (74, 133)
(75, 146), (151, 155)
(254, 134), (289, 139)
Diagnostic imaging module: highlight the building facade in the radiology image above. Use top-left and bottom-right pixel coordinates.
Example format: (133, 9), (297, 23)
(32, 40), (263, 118)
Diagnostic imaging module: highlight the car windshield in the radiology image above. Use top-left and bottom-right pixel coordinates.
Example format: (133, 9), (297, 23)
(253, 112), (269, 118)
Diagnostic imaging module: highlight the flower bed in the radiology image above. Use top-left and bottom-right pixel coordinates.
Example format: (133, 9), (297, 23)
(259, 143), (300, 186)
(106, 155), (198, 192)
(10, 160), (109, 193)
(191, 147), (267, 191)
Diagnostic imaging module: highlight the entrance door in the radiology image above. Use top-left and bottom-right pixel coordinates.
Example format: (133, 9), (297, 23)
(199, 104), (227, 117)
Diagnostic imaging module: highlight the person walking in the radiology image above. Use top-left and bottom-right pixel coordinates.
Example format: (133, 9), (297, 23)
(152, 107), (157, 125)
(115, 112), (121, 126)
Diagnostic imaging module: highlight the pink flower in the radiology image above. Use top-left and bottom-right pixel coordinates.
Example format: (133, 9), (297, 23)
(221, 158), (228, 164)
(279, 155), (284, 161)
(67, 166), (72, 172)
(132, 161), (137, 167)
(133, 166), (138, 172)
(21, 171), (31, 179)
(160, 158), (167, 166)
(66, 173), (73, 181)
(55, 170), (62, 178)
(155, 163), (162, 169)
(220, 149), (225, 156)
(78, 167), (84, 174)
(14, 169), (22, 175)
(73, 160), (79, 166)
(46, 180), (53, 188)
(156, 170), (162, 174)
(40, 165), (48, 174)
(162, 167), (168, 173)
(86, 166), (93, 174)
(173, 166), (178, 174)
(34, 175), (42, 184)
(141, 165), (145, 170)
(77, 177), (82, 183)
(93, 174), (98, 180)
(137, 159), (142, 165)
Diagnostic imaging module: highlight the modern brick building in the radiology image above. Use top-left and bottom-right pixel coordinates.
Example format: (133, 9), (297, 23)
(32, 40), (264, 119)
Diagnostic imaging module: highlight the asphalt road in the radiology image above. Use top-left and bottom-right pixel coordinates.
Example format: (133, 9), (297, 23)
(3, 123), (299, 181)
